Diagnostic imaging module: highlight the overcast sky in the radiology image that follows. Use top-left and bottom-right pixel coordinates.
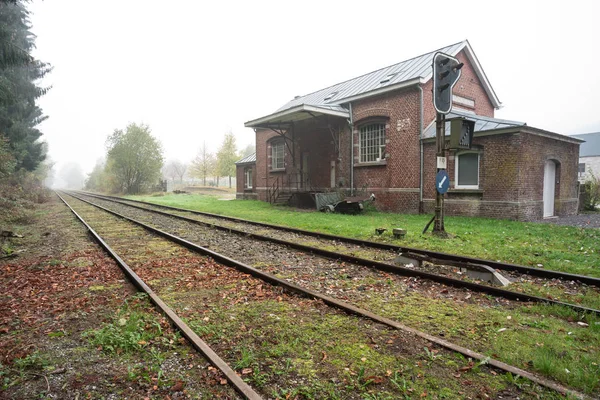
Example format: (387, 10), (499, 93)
(28, 0), (600, 178)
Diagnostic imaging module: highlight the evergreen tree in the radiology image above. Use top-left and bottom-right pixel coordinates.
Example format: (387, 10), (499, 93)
(0, 0), (51, 172)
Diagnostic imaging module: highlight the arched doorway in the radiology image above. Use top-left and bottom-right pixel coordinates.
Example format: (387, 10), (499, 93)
(543, 160), (556, 218)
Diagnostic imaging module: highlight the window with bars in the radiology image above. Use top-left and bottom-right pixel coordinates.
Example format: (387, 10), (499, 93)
(359, 123), (386, 163)
(271, 142), (284, 170)
(455, 152), (480, 189)
(244, 167), (252, 189)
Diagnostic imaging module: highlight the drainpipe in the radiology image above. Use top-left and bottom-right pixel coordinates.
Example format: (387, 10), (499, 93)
(348, 103), (354, 196)
(417, 85), (424, 212)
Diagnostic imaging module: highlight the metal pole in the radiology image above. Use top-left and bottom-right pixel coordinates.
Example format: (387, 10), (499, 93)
(433, 112), (445, 234)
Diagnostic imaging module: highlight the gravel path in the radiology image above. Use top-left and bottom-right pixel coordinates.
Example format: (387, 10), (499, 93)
(538, 213), (600, 228)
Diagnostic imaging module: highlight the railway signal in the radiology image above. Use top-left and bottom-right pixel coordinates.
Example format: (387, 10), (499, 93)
(433, 53), (464, 115)
(428, 52), (464, 235)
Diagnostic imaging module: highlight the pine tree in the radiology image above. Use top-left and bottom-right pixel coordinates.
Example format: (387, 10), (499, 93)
(0, 0), (52, 172)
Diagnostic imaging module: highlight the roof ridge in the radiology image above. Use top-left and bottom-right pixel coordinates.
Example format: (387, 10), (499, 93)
(287, 40), (466, 104)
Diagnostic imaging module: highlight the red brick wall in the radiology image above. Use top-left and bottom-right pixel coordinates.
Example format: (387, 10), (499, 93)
(422, 130), (579, 220)
(517, 132), (579, 219)
(235, 163), (257, 200)
(338, 87), (421, 212)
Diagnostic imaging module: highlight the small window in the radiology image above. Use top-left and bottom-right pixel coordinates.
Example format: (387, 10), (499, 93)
(455, 152), (479, 189)
(244, 167), (252, 189)
(271, 142), (284, 170)
(359, 123), (386, 163)
(578, 163), (586, 177)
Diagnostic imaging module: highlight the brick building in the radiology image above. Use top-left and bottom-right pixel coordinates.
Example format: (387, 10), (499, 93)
(237, 40), (582, 221)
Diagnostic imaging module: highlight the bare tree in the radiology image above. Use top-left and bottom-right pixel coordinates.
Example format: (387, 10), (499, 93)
(190, 142), (216, 186)
(164, 159), (187, 183)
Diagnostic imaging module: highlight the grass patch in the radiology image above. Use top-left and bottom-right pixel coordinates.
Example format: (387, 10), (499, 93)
(363, 293), (600, 394)
(128, 194), (600, 277)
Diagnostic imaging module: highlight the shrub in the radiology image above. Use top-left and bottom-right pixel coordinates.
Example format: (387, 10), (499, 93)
(583, 172), (600, 211)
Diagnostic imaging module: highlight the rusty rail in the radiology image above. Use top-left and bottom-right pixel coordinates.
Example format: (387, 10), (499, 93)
(73, 191), (600, 317)
(63, 191), (589, 399)
(56, 192), (263, 400)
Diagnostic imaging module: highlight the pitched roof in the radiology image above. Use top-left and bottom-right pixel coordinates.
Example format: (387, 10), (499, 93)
(571, 132), (600, 157)
(235, 153), (256, 165)
(272, 40), (500, 115)
(422, 111), (525, 139)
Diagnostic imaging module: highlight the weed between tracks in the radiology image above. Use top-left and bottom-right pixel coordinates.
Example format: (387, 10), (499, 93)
(129, 193), (600, 278)
(105, 193), (600, 395)
(63, 196), (567, 399)
(0, 196), (239, 399)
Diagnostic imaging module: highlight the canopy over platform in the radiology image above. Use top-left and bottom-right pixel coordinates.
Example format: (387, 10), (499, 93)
(244, 104), (349, 129)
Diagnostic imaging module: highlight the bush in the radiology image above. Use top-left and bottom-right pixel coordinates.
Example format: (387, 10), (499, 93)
(583, 172), (600, 211)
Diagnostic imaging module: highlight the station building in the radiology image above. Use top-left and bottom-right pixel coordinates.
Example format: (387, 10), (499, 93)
(237, 40), (582, 221)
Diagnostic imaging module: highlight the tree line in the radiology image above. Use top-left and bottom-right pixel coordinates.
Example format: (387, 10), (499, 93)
(85, 125), (254, 194)
(0, 0), (53, 223)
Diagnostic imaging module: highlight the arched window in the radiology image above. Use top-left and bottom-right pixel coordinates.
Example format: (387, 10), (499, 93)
(455, 151), (480, 189)
(359, 123), (386, 163)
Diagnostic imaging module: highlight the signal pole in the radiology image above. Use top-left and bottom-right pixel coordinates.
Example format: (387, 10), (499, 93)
(434, 112), (445, 233)
(428, 52), (464, 235)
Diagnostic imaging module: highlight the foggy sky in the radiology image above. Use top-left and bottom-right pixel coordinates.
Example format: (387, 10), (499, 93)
(28, 0), (600, 177)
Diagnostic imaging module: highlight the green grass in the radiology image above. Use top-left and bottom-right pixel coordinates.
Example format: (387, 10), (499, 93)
(128, 193), (600, 277)
(171, 297), (562, 399)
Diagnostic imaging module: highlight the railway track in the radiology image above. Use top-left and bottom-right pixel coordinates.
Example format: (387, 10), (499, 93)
(77, 190), (600, 287)
(59, 191), (598, 397)
(73, 191), (600, 316)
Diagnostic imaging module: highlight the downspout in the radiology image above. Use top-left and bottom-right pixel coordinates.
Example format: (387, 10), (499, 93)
(417, 85), (424, 213)
(348, 103), (354, 196)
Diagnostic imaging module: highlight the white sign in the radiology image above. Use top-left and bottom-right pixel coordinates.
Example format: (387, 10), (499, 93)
(437, 156), (447, 169)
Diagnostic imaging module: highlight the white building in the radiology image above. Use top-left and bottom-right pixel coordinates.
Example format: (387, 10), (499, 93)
(572, 132), (600, 182)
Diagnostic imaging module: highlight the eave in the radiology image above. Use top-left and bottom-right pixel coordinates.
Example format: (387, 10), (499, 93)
(244, 104), (349, 129)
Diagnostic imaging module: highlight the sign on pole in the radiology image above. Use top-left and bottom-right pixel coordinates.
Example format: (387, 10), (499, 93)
(436, 170), (450, 194)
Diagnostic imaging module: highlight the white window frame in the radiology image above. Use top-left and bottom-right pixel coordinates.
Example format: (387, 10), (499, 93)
(359, 123), (386, 163)
(455, 151), (480, 189)
(271, 141), (284, 170)
(244, 167), (252, 189)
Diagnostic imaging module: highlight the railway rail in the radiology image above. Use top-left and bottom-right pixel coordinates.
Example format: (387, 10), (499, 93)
(73, 191), (600, 316)
(58, 190), (596, 398)
(77, 190), (600, 287)
(56, 192), (259, 400)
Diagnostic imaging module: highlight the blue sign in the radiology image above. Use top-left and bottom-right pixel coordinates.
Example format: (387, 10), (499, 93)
(436, 170), (449, 194)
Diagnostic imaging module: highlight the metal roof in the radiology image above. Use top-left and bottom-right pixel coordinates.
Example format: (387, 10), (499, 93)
(422, 111), (525, 139)
(245, 104), (349, 128)
(235, 153), (256, 164)
(245, 40), (502, 129)
(571, 132), (600, 157)
(276, 41), (465, 113)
